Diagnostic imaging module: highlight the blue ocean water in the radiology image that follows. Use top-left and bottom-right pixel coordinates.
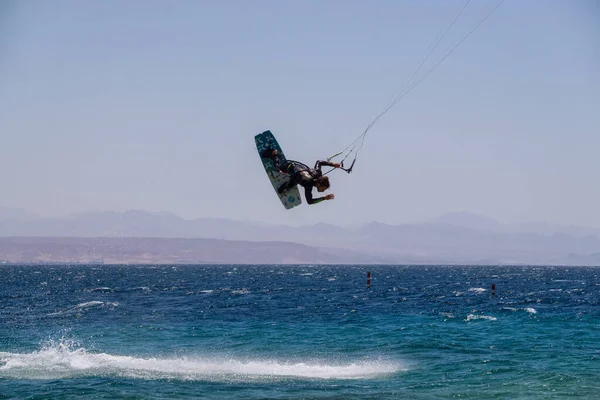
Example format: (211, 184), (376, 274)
(0, 264), (598, 399)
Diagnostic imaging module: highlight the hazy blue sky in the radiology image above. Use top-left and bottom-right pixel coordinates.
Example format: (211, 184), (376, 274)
(1, 0), (598, 227)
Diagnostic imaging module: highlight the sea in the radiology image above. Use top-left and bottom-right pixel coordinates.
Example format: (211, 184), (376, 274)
(0, 264), (598, 399)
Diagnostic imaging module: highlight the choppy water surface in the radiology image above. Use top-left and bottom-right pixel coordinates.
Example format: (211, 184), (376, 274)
(1, 264), (598, 399)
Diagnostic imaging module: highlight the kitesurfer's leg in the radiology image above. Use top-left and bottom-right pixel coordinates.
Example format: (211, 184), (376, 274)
(261, 149), (297, 193)
(277, 177), (297, 194)
(276, 162), (299, 194)
(277, 160), (295, 175)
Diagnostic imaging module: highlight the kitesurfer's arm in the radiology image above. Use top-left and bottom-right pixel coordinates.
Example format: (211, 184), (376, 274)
(314, 160), (341, 174)
(304, 186), (335, 205)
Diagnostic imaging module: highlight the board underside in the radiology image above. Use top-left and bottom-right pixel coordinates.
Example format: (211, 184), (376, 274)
(255, 130), (302, 210)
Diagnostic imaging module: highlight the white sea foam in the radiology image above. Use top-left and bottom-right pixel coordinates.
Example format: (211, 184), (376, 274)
(0, 338), (403, 381)
(85, 287), (113, 293)
(75, 301), (105, 309)
(48, 301), (119, 316)
(75, 301), (119, 309)
(468, 288), (487, 294)
(465, 314), (497, 322)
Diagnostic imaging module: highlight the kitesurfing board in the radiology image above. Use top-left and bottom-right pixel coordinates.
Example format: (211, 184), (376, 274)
(255, 130), (302, 210)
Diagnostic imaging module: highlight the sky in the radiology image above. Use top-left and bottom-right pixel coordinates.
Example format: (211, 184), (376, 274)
(1, 0), (598, 228)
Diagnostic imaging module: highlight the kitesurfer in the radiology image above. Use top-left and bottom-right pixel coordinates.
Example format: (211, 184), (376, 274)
(261, 148), (340, 205)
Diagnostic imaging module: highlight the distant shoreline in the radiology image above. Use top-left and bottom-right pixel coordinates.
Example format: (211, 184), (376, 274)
(0, 236), (598, 267)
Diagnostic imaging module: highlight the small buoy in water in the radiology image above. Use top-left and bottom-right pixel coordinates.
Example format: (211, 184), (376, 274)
(367, 271), (371, 289)
(491, 283), (496, 296)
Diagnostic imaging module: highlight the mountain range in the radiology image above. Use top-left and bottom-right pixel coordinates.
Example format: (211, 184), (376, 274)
(1, 207), (599, 265)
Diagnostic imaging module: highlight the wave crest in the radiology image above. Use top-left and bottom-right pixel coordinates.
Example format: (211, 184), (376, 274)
(0, 338), (403, 381)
